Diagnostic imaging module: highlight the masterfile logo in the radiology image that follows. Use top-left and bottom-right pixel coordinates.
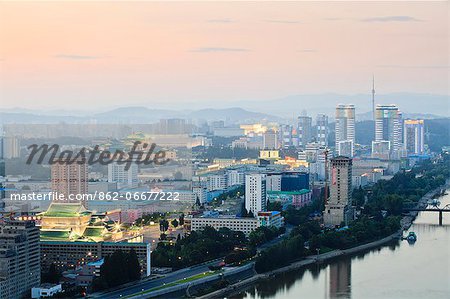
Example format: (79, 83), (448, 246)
(26, 141), (170, 170)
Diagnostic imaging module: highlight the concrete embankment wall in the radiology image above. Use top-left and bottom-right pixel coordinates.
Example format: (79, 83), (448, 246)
(200, 231), (402, 299)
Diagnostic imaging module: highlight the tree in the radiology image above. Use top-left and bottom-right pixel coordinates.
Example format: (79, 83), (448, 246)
(159, 219), (169, 232)
(267, 200), (283, 212)
(42, 263), (60, 284)
(224, 249), (251, 265)
(171, 218), (179, 228)
(241, 206), (248, 217)
(95, 249), (141, 290)
(255, 234), (305, 273)
(382, 194), (404, 215)
(151, 226), (247, 269)
(101, 250), (129, 287)
(248, 226), (281, 246)
(127, 249), (141, 281)
(352, 186), (366, 207)
(178, 213), (185, 226)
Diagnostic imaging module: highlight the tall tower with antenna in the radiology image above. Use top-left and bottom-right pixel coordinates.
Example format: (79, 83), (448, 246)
(372, 75), (376, 122)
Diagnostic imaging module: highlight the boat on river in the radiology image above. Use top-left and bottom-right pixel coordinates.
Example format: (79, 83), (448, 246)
(405, 232), (417, 243)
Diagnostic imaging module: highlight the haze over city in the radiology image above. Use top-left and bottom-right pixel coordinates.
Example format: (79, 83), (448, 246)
(0, 1), (448, 111)
(0, 2), (449, 299)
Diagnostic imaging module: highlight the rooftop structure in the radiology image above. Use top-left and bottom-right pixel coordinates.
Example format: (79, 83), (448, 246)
(38, 203), (125, 242)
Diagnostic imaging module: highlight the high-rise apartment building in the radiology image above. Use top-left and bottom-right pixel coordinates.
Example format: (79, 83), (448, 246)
(263, 129), (279, 149)
(159, 118), (190, 134)
(245, 174), (266, 215)
(279, 125), (293, 149)
(403, 119), (425, 155)
(337, 140), (354, 159)
(226, 170), (245, 187)
(298, 116), (312, 148)
(108, 161), (138, 189)
(316, 114), (329, 146)
(397, 110), (404, 145)
(266, 173), (282, 192)
(207, 174), (227, 191)
(299, 142), (328, 181)
(1, 136), (20, 159)
(0, 220), (40, 299)
(324, 156), (353, 227)
(193, 186), (208, 204)
(371, 140), (391, 160)
(375, 104), (401, 153)
(335, 104), (355, 157)
(51, 158), (88, 204)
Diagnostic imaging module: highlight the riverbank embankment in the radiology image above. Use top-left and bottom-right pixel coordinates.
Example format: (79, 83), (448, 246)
(199, 182), (450, 299)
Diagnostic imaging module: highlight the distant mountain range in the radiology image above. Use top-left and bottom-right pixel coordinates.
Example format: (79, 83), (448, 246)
(0, 92), (448, 124)
(94, 107), (280, 123)
(235, 92), (449, 118)
(0, 107), (281, 125)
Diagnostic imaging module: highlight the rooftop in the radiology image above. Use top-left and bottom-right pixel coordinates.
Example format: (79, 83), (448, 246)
(40, 230), (71, 241)
(267, 189), (310, 195)
(40, 203), (91, 217)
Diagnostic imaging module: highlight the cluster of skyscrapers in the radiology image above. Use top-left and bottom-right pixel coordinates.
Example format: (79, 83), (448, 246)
(332, 103), (425, 159)
(278, 113), (330, 150)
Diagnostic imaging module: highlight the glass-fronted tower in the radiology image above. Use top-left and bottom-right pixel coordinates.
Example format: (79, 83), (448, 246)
(403, 119), (425, 155)
(335, 104), (355, 157)
(375, 104), (401, 154)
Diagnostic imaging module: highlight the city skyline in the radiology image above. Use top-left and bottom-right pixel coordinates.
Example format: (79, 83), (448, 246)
(0, 1), (448, 110)
(0, 2), (449, 299)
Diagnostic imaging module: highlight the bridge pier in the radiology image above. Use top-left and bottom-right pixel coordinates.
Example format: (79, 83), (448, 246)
(402, 207), (449, 225)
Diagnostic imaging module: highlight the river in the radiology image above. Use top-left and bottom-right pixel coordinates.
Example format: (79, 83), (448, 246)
(234, 189), (450, 299)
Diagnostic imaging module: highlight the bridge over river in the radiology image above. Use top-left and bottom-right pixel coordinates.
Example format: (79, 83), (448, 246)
(403, 204), (450, 225)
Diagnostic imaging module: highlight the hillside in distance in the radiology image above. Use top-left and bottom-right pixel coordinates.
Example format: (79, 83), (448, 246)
(0, 107), (280, 124)
(236, 92), (449, 118)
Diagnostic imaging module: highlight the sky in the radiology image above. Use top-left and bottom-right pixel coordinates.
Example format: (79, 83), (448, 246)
(0, 1), (448, 110)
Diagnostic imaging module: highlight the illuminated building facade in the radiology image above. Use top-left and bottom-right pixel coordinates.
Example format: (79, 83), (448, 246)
(335, 104), (355, 157)
(403, 119), (425, 155)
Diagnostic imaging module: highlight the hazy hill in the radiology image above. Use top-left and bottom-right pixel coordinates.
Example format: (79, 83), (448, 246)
(187, 107), (280, 123)
(0, 107), (280, 124)
(237, 92), (449, 118)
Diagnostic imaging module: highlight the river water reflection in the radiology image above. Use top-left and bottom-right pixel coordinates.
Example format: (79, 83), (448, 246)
(235, 190), (450, 299)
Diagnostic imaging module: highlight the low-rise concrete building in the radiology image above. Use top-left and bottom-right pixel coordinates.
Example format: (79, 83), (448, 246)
(188, 211), (284, 236)
(31, 284), (62, 298)
(40, 241), (151, 277)
(267, 189), (312, 209)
